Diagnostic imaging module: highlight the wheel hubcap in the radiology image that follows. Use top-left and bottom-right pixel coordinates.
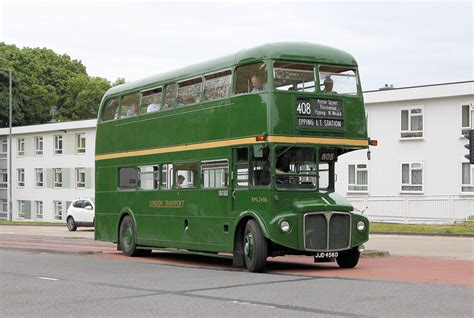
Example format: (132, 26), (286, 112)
(123, 226), (133, 249)
(244, 232), (254, 259)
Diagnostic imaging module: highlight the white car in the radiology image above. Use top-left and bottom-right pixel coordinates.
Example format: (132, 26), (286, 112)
(66, 198), (95, 231)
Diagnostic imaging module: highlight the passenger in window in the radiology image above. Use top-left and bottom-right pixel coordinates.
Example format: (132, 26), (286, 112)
(177, 175), (185, 188)
(251, 74), (266, 92)
(147, 102), (161, 113)
(322, 77), (336, 94)
(127, 103), (138, 116)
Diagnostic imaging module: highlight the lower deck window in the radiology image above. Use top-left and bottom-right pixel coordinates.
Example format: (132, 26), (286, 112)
(202, 161), (228, 188)
(175, 162), (198, 188)
(139, 165), (159, 190)
(119, 167), (138, 190)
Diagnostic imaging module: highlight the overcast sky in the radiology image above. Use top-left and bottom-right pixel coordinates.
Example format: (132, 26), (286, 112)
(1, 0), (472, 91)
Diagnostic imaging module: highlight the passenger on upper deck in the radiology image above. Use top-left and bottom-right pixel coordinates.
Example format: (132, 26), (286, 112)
(250, 74), (266, 92)
(127, 103), (138, 116)
(322, 77), (336, 94)
(147, 103), (161, 113)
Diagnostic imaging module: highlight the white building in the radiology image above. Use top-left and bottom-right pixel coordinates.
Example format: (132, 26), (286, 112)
(0, 119), (96, 222)
(336, 81), (474, 223)
(1, 81), (473, 223)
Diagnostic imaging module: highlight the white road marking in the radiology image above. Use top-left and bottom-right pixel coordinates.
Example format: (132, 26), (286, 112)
(37, 277), (59, 281)
(231, 300), (276, 309)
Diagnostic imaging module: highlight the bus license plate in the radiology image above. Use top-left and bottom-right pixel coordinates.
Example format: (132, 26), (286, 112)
(314, 252), (338, 258)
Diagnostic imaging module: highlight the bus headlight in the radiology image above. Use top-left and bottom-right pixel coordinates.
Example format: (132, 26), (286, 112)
(280, 220), (291, 233)
(356, 220), (365, 231)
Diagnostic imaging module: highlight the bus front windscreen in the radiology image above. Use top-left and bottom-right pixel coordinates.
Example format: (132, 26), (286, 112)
(275, 146), (318, 190)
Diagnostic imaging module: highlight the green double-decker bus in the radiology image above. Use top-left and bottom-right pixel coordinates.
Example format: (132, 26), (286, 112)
(95, 42), (370, 272)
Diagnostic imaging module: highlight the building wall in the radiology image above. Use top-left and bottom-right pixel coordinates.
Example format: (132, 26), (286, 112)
(1, 120), (96, 222)
(336, 83), (474, 223)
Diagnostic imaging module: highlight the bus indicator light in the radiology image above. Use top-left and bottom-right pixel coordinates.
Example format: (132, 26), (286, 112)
(369, 139), (378, 146)
(256, 135), (267, 142)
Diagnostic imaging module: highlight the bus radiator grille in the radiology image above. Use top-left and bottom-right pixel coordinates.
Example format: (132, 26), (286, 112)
(304, 213), (351, 251)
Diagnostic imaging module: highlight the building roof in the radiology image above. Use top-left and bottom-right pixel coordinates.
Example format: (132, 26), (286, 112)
(0, 119), (96, 136)
(364, 80), (474, 104)
(104, 42), (358, 98)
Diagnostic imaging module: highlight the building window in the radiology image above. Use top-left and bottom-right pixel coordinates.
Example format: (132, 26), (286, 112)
(18, 200), (26, 219)
(54, 135), (63, 155)
(35, 201), (43, 219)
(401, 107), (423, 139)
(76, 133), (86, 154)
(0, 139), (7, 158)
(54, 168), (63, 188)
(17, 138), (25, 156)
(139, 165), (159, 190)
(54, 201), (63, 220)
(202, 161), (228, 188)
(462, 162), (474, 193)
(75, 168), (86, 188)
(17, 168), (25, 187)
(34, 136), (43, 156)
(35, 168), (44, 187)
(0, 169), (7, 189)
(401, 162), (423, 193)
(0, 199), (7, 219)
(348, 164), (368, 192)
(461, 103), (473, 135)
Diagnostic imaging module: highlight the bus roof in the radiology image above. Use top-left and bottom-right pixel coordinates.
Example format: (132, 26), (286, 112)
(104, 42), (358, 98)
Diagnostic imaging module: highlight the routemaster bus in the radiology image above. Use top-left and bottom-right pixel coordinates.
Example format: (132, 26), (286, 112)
(95, 42), (371, 272)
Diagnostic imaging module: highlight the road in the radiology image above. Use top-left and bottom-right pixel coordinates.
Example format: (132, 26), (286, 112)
(0, 225), (473, 316)
(1, 249), (472, 317)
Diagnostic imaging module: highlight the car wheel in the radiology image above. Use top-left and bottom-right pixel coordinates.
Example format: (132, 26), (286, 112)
(119, 215), (141, 257)
(336, 247), (360, 268)
(67, 217), (77, 232)
(243, 219), (268, 272)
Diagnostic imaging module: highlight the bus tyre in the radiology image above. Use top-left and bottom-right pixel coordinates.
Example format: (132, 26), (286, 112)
(243, 220), (268, 272)
(67, 217), (77, 232)
(119, 215), (140, 257)
(336, 247), (360, 268)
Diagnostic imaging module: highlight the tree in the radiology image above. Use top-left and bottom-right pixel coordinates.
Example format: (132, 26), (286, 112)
(0, 43), (121, 127)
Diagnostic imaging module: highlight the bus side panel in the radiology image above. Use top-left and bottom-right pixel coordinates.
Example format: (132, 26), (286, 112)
(95, 165), (119, 242)
(199, 100), (231, 141)
(230, 94), (269, 138)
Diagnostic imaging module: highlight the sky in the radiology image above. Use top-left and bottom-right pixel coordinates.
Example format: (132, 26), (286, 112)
(0, 0), (473, 91)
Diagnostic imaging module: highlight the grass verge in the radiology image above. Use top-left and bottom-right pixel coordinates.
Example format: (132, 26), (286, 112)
(0, 220), (64, 226)
(370, 222), (474, 234)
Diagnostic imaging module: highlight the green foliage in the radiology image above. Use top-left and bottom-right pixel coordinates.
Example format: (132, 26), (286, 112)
(0, 42), (123, 127)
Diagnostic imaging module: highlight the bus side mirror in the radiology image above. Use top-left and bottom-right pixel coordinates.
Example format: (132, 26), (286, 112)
(85, 205), (93, 211)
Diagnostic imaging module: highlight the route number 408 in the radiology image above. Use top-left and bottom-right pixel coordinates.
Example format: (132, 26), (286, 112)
(296, 101), (312, 115)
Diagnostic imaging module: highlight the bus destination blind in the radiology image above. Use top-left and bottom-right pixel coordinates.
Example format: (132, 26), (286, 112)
(296, 99), (344, 129)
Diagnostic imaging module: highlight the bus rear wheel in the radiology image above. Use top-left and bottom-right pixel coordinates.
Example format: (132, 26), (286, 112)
(119, 215), (141, 257)
(243, 220), (268, 272)
(336, 247), (360, 268)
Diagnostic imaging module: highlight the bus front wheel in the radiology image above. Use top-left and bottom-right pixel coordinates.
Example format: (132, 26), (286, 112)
(336, 247), (360, 268)
(119, 215), (140, 257)
(243, 220), (268, 272)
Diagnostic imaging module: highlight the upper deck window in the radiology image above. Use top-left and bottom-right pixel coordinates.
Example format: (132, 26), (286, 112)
(274, 62), (315, 92)
(102, 98), (119, 121)
(164, 83), (177, 109)
(204, 70), (231, 101)
(235, 62), (267, 94)
(319, 66), (358, 95)
(141, 87), (162, 114)
(177, 78), (202, 106)
(120, 93), (140, 118)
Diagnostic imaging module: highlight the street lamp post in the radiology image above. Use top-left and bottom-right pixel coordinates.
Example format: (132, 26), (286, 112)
(0, 67), (13, 221)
